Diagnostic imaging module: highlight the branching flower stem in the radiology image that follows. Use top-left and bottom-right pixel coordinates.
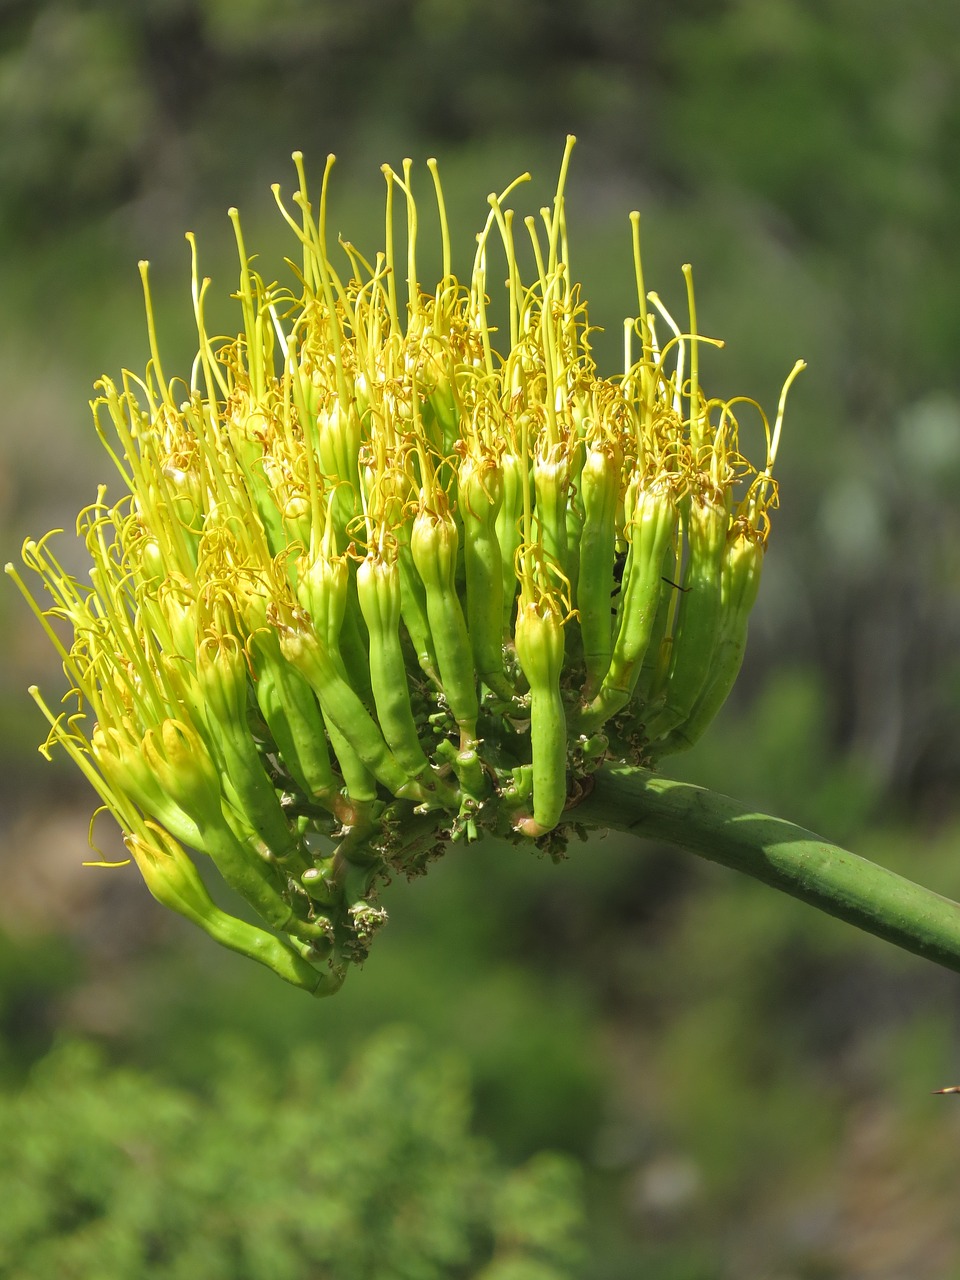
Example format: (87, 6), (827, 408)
(576, 767), (960, 974)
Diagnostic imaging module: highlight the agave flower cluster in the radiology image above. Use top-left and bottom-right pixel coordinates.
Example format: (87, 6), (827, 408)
(9, 140), (803, 994)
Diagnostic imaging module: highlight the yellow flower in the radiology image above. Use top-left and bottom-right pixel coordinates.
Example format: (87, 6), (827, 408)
(7, 137), (803, 992)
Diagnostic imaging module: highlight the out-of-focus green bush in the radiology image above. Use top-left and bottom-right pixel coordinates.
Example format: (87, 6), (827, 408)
(0, 1028), (584, 1280)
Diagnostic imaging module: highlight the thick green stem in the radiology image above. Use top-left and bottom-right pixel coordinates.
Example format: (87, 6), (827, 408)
(574, 766), (960, 974)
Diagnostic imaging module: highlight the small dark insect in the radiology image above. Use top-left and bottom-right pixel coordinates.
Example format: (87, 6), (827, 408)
(611, 549), (628, 597)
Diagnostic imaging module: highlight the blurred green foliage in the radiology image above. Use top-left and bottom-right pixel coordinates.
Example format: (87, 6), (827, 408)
(4, 1), (960, 1277)
(0, 1029), (583, 1279)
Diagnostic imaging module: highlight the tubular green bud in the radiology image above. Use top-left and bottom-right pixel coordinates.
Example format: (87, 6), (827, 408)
(140, 718), (224, 828)
(296, 546), (348, 635)
(410, 504), (479, 743)
(424, 377), (460, 463)
(533, 445), (571, 591)
(495, 451), (525, 636)
(356, 552), (434, 779)
(125, 825), (224, 928)
(278, 612), (417, 799)
(513, 599), (568, 837)
(249, 631), (340, 810)
(153, 581), (198, 661)
(460, 455), (514, 700)
(657, 528), (764, 755)
(296, 548), (371, 703)
(575, 484), (678, 734)
(644, 492), (728, 744)
(112, 722), (325, 944)
(563, 438), (585, 608)
(127, 827), (340, 995)
(194, 633), (248, 732)
(314, 402), (362, 534)
(577, 444), (622, 700)
(195, 636), (309, 872)
(92, 722), (209, 852)
(631, 556), (676, 711)
(394, 522), (441, 684)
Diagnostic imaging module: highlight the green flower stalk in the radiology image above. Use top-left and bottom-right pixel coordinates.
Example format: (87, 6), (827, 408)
(9, 137), (809, 994)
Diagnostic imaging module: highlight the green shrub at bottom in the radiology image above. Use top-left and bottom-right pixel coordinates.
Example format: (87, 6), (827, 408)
(0, 1028), (584, 1280)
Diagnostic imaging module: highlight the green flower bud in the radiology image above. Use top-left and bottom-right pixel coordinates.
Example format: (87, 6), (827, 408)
(296, 547), (372, 705)
(357, 552), (434, 780)
(514, 598), (567, 837)
(91, 721), (208, 852)
(195, 635), (311, 872)
(411, 503), (479, 744)
(460, 455), (514, 701)
(575, 483), (678, 735)
(249, 629), (340, 811)
(194, 633), (248, 735)
(658, 526), (765, 754)
(296, 551), (348, 649)
(127, 826), (339, 994)
(577, 443), (622, 700)
(141, 718), (223, 827)
(533, 445), (571, 593)
(495, 450), (526, 636)
(643, 492), (728, 743)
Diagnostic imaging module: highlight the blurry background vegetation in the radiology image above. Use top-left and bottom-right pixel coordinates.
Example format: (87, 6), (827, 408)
(3, 0), (960, 1275)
